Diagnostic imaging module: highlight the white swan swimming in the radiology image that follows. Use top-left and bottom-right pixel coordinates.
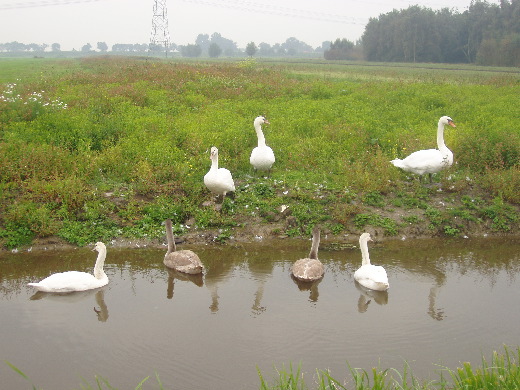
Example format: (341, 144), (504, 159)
(354, 233), (389, 291)
(391, 116), (456, 182)
(164, 219), (204, 274)
(250, 116), (275, 173)
(291, 226), (324, 281)
(28, 242), (109, 293)
(203, 146), (235, 201)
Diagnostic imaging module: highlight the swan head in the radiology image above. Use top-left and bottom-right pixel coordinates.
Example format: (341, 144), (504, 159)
(439, 116), (456, 128)
(92, 242), (106, 253)
(209, 146), (218, 160)
(254, 116), (270, 127)
(359, 232), (372, 244)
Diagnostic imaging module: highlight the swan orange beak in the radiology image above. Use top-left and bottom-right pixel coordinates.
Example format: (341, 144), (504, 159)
(264, 119), (270, 125)
(448, 120), (456, 127)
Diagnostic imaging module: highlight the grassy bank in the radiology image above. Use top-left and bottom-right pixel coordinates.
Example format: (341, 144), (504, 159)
(0, 56), (518, 249)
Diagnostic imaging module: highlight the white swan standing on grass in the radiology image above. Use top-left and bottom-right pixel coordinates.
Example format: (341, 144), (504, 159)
(250, 116), (275, 174)
(163, 219), (204, 274)
(28, 242), (109, 293)
(391, 116), (456, 183)
(204, 146), (235, 202)
(354, 233), (389, 291)
(291, 226), (324, 281)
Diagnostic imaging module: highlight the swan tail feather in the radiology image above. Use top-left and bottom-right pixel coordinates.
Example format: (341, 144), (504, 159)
(390, 159), (405, 168)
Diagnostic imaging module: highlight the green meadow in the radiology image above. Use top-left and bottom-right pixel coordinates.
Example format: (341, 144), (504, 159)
(0, 56), (518, 248)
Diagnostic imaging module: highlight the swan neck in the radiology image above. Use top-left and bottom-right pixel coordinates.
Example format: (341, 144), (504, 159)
(93, 247), (107, 279)
(360, 240), (371, 266)
(308, 231), (320, 260)
(211, 154), (219, 170)
(436, 121), (447, 151)
(165, 219), (176, 254)
(254, 123), (266, 147)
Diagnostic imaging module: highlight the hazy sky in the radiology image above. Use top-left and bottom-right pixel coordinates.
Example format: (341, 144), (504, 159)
(0, 0), (497, 51)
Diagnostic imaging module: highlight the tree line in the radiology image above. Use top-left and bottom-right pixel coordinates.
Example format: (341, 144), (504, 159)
(0, 34), (328, 58)
(361, 0), (520, 66)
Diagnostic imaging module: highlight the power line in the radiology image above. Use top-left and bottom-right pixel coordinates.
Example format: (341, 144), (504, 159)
(0, 0), (105, 10)
(178, 0), (367, 25)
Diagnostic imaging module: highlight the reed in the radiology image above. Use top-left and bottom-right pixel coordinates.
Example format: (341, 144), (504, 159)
(257, 346), (520, 390)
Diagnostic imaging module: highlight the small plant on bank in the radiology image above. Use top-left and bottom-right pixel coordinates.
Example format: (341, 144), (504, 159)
(354, 213), (398, 236)
(481, 196), (519, 232)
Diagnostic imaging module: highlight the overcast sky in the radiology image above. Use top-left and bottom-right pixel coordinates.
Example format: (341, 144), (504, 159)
(0, 0), (499, 51)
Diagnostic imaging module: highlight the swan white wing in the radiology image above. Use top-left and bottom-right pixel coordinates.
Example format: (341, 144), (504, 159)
(204, 168), (235, 195)
(28, 271), (108, 292)
(217, 168), (235, 191)
(250, 146), (275, 171)
(391, 149), (450, 175)
(354, 265), (389, 291)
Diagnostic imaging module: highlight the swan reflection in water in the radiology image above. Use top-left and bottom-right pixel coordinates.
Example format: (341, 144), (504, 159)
(30, 288), (109, 322)
(291, 275), (323, 303)
(166, 268), (204, 300)
(354, 281), (388, 313)
(427, 268), (447, 321)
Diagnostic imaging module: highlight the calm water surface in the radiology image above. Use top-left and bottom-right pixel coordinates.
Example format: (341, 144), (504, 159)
(1, 237), (519, 389)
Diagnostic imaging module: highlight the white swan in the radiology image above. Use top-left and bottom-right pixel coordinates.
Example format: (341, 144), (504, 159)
(203, 146), (235, 201)
(28, 242), (109, 293)
(391, 116), (456, 182)
(250, 116), (275, 173)
(354, 233), (389, 291)
(164, 219), (204, 274)
(291, 227), (324, 281)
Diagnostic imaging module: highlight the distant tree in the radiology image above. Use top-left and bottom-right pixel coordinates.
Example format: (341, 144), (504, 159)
(51, 43), (61, 52)
(180, 44), (202, 57)
(258, 42), (274, 56)
(211, 32), (238, 56)
(196, 34), (211, 55)
(280, 37), (313, 55)
(316, 41), (332, 53)
(361, 1), (519, 65)
(324, 38), (355, 60)
(81, 43), (92, 52)
(97, 42), (108, 52)
(208, 42), (222, 58)
(27, 43), (40, 52)
(245, 42), (257, 57)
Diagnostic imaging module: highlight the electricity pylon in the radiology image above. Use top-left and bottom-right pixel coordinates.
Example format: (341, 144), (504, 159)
(149, 0), (171, 57)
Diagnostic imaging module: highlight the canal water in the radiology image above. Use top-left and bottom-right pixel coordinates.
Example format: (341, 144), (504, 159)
(1, 236), (519, 389)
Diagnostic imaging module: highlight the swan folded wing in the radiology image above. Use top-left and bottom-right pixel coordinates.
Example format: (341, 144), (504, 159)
(354, 265), (389, 291)
(164, 250), (204, 274)
(250, 146), (275, 171)
(28, 271), (108, 292)
(391, 149), (446, 175)
(291, 258), (324, 281)
(204, 168), (235, 194)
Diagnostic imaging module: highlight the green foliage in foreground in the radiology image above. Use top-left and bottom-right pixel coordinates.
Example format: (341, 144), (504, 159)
(0, 57), (518, 248)
(6, 346), (520, 389)
(259, 346), (520, 390)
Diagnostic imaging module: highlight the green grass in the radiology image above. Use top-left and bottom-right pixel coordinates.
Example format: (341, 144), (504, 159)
(0, 56), (518, 248)
(258, 346), (520, 389)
